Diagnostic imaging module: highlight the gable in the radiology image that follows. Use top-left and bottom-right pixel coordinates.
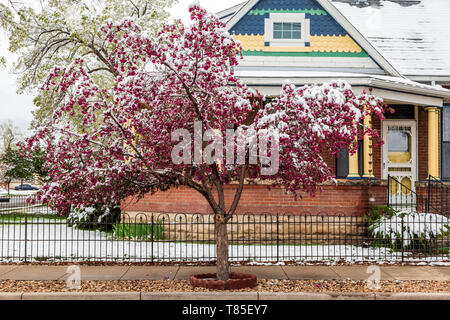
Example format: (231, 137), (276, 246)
(229, 0), (367, 58)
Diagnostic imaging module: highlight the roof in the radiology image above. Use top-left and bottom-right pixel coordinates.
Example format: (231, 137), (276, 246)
(235, 70), (450, 105)
(329, 0), (450, 77)
(235, 69), (450, 98)
(217, 2), (246, 22)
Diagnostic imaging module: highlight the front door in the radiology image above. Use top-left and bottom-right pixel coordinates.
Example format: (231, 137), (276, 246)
(382, 121), (417, 208)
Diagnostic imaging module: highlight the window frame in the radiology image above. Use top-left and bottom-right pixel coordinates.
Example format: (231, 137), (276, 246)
(264, 13), (311, 47)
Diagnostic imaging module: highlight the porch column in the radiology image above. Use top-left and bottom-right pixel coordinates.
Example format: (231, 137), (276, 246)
(426, 107), (440, 179)
(362, 111), (374, 178)
(347, 144), (360, 179)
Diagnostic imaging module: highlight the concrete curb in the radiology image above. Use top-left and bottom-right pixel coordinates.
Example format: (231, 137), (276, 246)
(0, 292), (449, 300)
(375, 293), (450, 300)
(142, 292), (258, 300)
(0, 292), (23, 300)
(258, 292), (377, 300)
(22, 292), (140, 300)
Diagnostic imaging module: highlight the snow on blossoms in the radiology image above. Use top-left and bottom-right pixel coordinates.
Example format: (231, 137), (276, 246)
(27, 5), (387, 219)
(254, 80), (387, 195)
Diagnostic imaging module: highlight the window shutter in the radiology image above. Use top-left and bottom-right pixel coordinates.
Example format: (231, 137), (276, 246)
(442, 142), (450, 180)
(336, 149), (349, 178)
(443, 107), (450, 142)
(443, 107), (450, 180)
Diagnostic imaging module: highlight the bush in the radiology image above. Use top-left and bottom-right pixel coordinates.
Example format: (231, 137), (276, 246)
(365, 205), (397, 224)
(113, 221), (163, 240)
(367, 209), (450, 253)
(67, 204), (121, 231)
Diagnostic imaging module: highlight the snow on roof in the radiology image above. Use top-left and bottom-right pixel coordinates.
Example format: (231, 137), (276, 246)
(234, 69), (450, 98)
(217, 2), (247, 23)
(330, 0), (450, 77)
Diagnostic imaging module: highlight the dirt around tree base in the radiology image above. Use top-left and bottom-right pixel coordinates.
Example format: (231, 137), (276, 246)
(190, 272), (257, 290)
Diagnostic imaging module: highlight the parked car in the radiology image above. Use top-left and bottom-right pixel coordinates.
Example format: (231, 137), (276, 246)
(14, 184), (40, 191)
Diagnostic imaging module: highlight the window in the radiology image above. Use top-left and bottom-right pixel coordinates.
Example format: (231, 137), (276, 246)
(388, 128), (411, 153)
(273, 22), (302, 40)
(335, 149), (349, 178)
(335, 140), (363, 178)
(442, 106), (450, 180)
(264, 13), (310, 47)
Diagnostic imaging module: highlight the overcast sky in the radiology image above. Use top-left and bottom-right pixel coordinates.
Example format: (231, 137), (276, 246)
(0, 0), (243, 133)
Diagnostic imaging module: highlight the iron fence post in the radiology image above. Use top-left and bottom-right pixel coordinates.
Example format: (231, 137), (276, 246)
(24, 216), (28, 263)
(387, 175), (390, 208)
(401, 215), (404, 263)
(427, 175), (432, 212)
(151, 215), (154, 263)
(276, 215), (279, 263)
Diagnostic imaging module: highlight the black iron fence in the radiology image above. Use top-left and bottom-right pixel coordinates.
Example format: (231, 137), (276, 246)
(427, 176), (450, 215)
(0, 193), (448, 263)
(387, 175), (450, 216)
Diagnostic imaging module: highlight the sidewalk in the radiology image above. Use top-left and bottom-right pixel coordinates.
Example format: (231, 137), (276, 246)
(0, 265), (449, 281)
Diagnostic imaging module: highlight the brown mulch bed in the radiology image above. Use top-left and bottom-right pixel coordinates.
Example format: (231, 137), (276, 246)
(0, 279), (448, 293)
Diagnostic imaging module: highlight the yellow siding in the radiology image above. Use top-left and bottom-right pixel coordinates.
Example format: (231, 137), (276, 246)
(233, 34), (362, 53)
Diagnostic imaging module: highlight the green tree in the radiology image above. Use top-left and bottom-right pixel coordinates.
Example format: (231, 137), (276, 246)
(0, 119), (21, 152)
(1, 145), (47, 192)
(0, 120), (22, 190)
(0, 0), (177, 128)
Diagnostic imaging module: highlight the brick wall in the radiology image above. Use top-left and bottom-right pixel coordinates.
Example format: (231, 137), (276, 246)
(321, 150), (336, 175)
(122, 182), (387, 217)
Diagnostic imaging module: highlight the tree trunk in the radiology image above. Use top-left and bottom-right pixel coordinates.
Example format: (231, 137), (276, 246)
(216, 218), (229, 282)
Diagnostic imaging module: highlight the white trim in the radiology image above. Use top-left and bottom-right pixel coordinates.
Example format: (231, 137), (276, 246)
(264, 13), (310, 47)
(232, 70), (450, 101)
(225, 0), (259, 31)
(368, 88), (444, 107)
(216, 2), (246, 22)
(225, 0), (403, 77)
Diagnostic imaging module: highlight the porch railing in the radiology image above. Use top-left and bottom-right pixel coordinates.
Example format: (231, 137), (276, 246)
(387, 175), (450, 216)
(387, 175), (426, 213)
(427, 176), (450, 216)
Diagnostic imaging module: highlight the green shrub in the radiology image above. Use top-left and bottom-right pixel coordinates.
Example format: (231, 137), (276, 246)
(364, 205), (398, 225)
(367, 209), (450, 254)
(113, 221), (164, 240)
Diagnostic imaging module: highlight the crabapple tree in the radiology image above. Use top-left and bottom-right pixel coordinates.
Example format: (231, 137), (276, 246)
(27, 5), (387, 281)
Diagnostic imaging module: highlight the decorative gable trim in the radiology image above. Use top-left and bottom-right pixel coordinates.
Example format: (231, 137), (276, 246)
(225, 0), (402, 77)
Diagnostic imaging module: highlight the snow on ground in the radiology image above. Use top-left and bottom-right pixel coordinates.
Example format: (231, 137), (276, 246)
(0, 223), (448, 264)
(0, 205), (54, 215)
(0, 190), (39, 196)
